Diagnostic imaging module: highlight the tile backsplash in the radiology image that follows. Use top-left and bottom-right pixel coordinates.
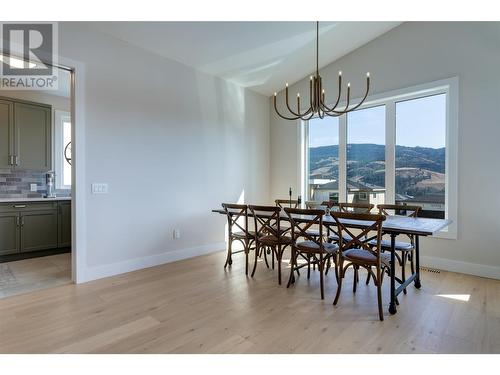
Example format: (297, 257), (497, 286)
(0, 168), (71, 199)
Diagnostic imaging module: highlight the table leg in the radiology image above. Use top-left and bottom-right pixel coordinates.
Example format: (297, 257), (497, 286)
(389, 233), (397, 315)
(414, 235), (422, 289)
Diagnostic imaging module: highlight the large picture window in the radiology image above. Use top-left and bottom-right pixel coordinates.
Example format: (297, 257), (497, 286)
(347, 105), (386, 208)
(307, 117), (339, 203)
(302, 78), (458, 237)
(395, 94), (446, 218)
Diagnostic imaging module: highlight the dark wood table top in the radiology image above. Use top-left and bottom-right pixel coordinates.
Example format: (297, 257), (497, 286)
(212, 209), (451, 236)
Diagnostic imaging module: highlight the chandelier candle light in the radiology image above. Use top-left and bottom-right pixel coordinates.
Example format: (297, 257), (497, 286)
(273, 21), (371, 120)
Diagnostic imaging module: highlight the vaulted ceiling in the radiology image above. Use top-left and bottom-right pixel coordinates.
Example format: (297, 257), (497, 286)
(92, 21), (401, 96)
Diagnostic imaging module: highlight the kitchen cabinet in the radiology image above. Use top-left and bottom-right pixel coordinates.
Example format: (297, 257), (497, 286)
(14, 102), (52, 171)
(58, 201), (72, 248)
(20, 209), (58, 252)
(0, 99), (14, 169)
(0, 96), (52, 171)
(0, 212), (20, 256)
(0, 200), (69, 257)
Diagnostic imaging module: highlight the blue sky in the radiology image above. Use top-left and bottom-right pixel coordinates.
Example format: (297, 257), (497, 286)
(309, 93), (446, 149)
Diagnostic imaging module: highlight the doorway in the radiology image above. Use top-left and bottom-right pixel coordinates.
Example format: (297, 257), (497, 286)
(0, 58), (78, 298)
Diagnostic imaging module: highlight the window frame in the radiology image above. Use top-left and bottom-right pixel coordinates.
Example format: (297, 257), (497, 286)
(54, 109), (72, 190)
(301, 77), (458, 239)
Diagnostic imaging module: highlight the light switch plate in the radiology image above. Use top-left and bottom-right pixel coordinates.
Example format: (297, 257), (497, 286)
(30, 183), (37, 192)
(91, 183), (109, 194)
(173, 229), (181, 239)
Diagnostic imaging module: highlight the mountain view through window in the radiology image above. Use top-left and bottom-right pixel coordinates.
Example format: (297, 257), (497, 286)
(307, 94), (446, 218)
(396, 94), (446, 218)
(307, 117), (339, 203)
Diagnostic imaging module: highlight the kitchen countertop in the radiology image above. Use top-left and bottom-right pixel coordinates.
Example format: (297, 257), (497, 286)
(0, 197), (72, 203)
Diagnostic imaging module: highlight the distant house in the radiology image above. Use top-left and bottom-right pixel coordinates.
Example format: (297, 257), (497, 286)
(309, 179), (386, 208)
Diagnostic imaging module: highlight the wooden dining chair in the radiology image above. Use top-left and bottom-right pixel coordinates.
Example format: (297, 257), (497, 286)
(339, 202), (374, 213)
(330, 211), (388, 321)
(327, 202), (372, 245)
(274, 199), (299, 235)
(249, 205), (292, 285)
(275, 199), (299, 209)
(303, 201), (326, 240)
(367, 204), (421, 294)
(284, 207), (339, 300)
(321, 200), (341, 212)
(222, 203), (256, 275)
(305, 201), (322, 209)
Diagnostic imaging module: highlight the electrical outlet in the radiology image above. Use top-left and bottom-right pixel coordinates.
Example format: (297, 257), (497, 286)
(173, 229), (181, 239)
(91, 183), (109, 194)
(30, 183), (37, 192)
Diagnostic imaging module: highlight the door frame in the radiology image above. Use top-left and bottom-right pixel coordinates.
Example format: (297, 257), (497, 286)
(61, 56), (87, 283)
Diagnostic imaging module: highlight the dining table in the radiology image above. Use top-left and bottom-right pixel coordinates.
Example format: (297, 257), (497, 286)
(212, 207), (451, 315)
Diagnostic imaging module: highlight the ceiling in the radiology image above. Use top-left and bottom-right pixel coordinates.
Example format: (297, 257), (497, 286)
(92, 21), (401, 96)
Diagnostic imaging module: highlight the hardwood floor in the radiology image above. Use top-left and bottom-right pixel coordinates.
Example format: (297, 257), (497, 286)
(0, 253), (71, 299)
(0, 250), (498, 353)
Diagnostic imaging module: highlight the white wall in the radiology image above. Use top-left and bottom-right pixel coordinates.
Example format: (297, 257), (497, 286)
(270, 22), (500, 279)
(57, 23), (270, 281)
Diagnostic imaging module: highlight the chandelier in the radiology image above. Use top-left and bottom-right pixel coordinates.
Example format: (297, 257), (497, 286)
(273, 22), (370, 120)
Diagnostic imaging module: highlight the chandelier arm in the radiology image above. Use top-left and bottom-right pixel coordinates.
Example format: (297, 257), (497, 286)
(344, 77), (371, 113)
(323, 111), (343, 118)
(283, 86), (314, 118)
(309, 77), (314, 110)
(328, 76), (369, 114)
(274, 95), (301, 120)
(321, 74), (343, 113)
(284, 86), (303, 117)
(343, 86), (351, 113)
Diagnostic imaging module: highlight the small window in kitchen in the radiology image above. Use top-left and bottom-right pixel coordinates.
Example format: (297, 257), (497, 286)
(54, 110), (72, 189)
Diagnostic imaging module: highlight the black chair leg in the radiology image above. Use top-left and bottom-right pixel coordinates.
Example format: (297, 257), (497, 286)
(366, 267), (371, 285)
(353, 266), (358, 293)
(307, 254), (311, 279)
(263, 246), (270, 268)
(224, 238), (233, 268)
(402, 252), (407, 294)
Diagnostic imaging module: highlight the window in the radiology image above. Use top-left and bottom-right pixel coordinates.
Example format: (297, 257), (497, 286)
(396, 94), (446, 219)
(347, 105), (386, 209)
(306, 116), (339, 203)
(54, 110), (72, 189)
(302, 77), (458, 238)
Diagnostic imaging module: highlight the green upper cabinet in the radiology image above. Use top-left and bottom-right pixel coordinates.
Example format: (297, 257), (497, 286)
(14, 102), (52, 171)
(0, 97), (52, 171)
(0, 99), (14, 169)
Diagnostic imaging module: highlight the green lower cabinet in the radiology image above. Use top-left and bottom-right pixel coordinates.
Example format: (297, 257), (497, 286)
(0, 212), (20, 255)
(20, 210), (58, 253)
(58, 202), (71, 248)
(0, 201), (70, 257)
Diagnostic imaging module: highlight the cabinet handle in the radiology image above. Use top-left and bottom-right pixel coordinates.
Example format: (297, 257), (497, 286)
(16, 216), (20, 227)
(13, 204), (26, 208)
(21, 217), (24, 226)
(9, 155), (14, 165)
(14, 155), (19, 166)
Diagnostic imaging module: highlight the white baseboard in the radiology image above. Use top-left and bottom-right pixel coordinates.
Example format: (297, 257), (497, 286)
(421, 255), (500, 280)
(80, 246), (500, 283)
(81, 242), (226, 283)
